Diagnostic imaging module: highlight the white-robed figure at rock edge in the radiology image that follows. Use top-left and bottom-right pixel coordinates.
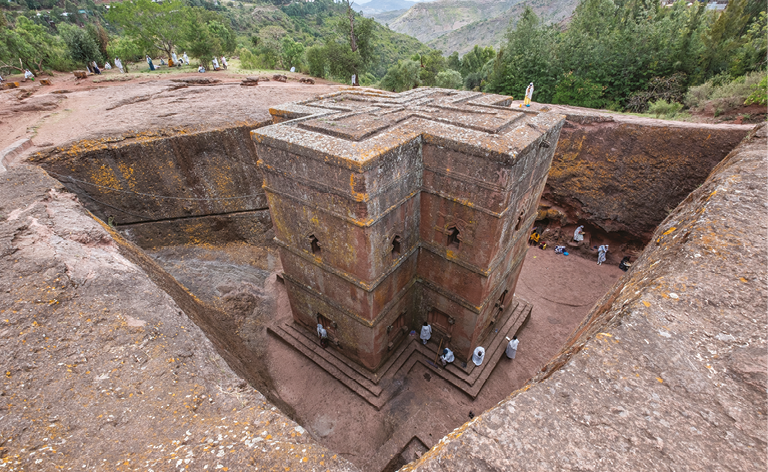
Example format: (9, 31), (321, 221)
(420, 321), (432, 345)
(472, 346), (485, 366)
(574, 225), (585, 242)
(439, 348), (454, 366)
(505, 336), (519, 359)
(597, 244), (609, 265)
(524, 82), (534, 107)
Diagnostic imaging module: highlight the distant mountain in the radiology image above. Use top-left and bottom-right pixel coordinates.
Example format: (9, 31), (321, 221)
(371, 0), (578, 55)
(352, 0), (416, 14)
(428, 0), (577, 55)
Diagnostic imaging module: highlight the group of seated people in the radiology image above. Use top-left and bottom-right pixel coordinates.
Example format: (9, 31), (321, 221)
(529, 227), (633, 269)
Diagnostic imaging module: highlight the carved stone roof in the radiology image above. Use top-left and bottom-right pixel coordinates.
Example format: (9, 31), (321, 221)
(253, 88), (565, 170)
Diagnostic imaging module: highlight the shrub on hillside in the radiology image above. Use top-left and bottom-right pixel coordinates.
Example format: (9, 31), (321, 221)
(647, 99), (684, 118)
(435, 69), (462, 90)
(239, 47), (258, 69)
(744, 75), (767, 106)
(626, 73), (687, 113)
(551, 71), (606, 109)
(685, 71), (766, 113)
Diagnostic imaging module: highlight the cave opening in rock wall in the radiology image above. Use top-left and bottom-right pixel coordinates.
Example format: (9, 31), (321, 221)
(29, 91), (750, 471)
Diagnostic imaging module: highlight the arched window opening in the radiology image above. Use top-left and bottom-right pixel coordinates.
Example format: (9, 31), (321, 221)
(515, 211), (524, 231)
(309, 234), (321, 255)
(392, 235), (402, 256)
(447, 226), (460, 249)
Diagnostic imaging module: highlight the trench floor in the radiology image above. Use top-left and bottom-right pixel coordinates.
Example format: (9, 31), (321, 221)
(144, 241), (623, 470)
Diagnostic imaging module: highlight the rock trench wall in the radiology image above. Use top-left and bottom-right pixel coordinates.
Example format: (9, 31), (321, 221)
(405, 123), (767, 471)
(30, 123), (273, 248)
(537, 112), (750, 262)
(30, 114), (750, 259)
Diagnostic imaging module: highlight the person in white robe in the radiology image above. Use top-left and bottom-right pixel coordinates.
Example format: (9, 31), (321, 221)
(524, 82), (534, 107)
(114, 58), (124, 73)
(420, 322), (432, 345)
(183, 53), (190, 64)
(597, 244), (608, 265)
(221, 56), (228, 69)
(351, 74), (356, 85)
(24, 69), (34, 80)
(172, 52), (178, 64)
(505, 336), (519, 359)
(212, 57), (220, 70)
(472, 346), (485, 366)
(103, 61), (112, 70)
(198, 65), (206, 73)
(317, 323), (328, 348)
(439, 348), (454, 366)
(573, 225), (584, 243)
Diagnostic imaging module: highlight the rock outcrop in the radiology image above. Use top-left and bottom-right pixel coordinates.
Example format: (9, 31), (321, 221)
(405, 124), (767, 471)
(0, 166), (357, 471)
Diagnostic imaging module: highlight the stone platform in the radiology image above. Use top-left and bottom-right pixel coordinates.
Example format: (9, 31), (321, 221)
(268, 296), (531, 409)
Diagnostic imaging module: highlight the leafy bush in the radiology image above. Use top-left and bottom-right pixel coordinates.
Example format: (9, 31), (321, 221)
(435, 69), (462, 90)
(744, 74), (767, 106)
(684, 81), (714, 110)
(687, 71), (767, 113)
(552, 71), (606, 109)
(238, 47), (258, 69)
(379, 59), (420, 92)
(626, 73), (688, 113)
(647, 99), (683, 118)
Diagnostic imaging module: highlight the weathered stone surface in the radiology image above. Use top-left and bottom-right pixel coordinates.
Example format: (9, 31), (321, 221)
(38, 78), (51, 86)
(2, 82), (19, 90)
(30, 124), (272, 248)
(254, 88), (565, 369)
(542, 106), (751, 244)
(272, 74), (287, 82)
(406, 124), (767, 471)
(0, 166), (357, 471)
(73, 70), (87, 79)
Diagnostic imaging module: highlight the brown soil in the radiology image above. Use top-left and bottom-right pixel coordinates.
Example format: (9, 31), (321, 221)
(0, 66), (342, 153)
(145, 240), (623, 468)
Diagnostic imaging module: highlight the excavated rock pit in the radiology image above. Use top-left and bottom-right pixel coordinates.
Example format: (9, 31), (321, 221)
(4, 89), (760, 471)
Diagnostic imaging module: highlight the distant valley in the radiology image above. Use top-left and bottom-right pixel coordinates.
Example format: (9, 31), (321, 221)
(363, 0), (579, 55)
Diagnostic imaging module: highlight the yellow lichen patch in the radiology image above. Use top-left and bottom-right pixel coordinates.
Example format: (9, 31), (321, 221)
(662, 227), (676, 236)
(642, 301), (651, 307)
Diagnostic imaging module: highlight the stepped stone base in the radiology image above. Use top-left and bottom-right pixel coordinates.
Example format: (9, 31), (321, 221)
(268, 297), (532, 409)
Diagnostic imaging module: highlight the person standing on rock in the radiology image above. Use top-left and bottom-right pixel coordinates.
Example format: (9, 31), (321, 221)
(472, 346), (485, 366)
(573, 225), (585, 243)
(597, 244), (609, 265)
(420, 321), (432, 345)
(317, 323), (328, 348)
(524, 82), (534, 107)
(505, 336), (519, 360)
(439, 348), (454, 366)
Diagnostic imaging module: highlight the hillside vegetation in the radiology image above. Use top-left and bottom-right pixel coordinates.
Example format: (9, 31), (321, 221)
(0, 0), (430, 83)
(388, 0), (520, 43)
(428, 0), (576, 55)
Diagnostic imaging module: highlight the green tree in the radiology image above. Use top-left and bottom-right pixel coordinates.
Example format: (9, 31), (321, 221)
(0, 16), (64, 74)
(379, 59), (420, 92)
(551, 71), (606, 108)
(486, 7), (558, 101)
(59, 23), (101, 68)
(281, 36), (304, 70)
(698, 0), (752, 80)
(306, 44), (326, 77)
(413, 49), (445, 86)
(107, 0), (190, 59)
(435, 69), (462, 90)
